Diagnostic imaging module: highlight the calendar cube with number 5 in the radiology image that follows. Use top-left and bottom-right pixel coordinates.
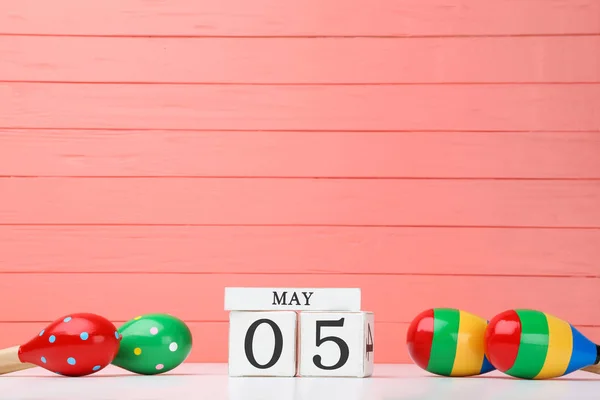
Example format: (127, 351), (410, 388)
(298, 311), (374, 377)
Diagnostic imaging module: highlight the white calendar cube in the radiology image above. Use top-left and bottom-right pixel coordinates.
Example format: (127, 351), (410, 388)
(228, 311), (297, 377)
(298, 311), (374, 377)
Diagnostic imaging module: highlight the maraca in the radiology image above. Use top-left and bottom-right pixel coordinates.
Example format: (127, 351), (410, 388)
(406, 308), (495, 377)
(484, 309), (600, 379)
(0, 313), (121, 376)
(111, 313), (193, 375)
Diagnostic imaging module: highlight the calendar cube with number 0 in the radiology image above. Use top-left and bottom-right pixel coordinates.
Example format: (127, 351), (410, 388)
(228, 311), (297, 377)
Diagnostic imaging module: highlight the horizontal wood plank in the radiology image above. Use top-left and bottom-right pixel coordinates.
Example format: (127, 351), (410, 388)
(1, 226), (599, 277)
(2, 130), (600, 178)
(1, 178), (600, 227)
(3, 36), (599, 83)
(2, 321), (598, 364)
(0, 274), (597, 326)
(1, 0), (598, 36)
(2, 83), (599, 131)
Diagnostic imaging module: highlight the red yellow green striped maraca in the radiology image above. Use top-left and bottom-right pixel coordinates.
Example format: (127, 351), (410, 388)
(484, 309), (600, 379)
(406, 308), (494, 377)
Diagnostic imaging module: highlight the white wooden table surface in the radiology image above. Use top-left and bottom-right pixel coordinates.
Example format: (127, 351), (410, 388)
(0, 363), (598, 399)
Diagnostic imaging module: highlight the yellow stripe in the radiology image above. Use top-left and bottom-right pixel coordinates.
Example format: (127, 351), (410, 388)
(450, 310), (487, 376)
(534, 313), (572, 379)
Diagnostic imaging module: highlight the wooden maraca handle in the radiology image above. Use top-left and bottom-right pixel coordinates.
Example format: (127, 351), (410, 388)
(0, 346), (36, 375)
(581, 364), (600, 374)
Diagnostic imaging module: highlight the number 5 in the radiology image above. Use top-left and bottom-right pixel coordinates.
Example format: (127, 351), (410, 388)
(313, 318), (350, 370)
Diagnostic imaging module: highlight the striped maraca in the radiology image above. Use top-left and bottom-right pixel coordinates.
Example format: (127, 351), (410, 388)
(406, 308), (494, 377)
(484, 309), (600, 379)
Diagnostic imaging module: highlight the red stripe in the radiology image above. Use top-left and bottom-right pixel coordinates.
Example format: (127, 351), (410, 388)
(484, 309), (521, 372)
(406, 308), (435, 370)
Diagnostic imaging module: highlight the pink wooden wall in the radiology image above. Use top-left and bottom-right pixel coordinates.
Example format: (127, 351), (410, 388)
(1, 0), (599, 364)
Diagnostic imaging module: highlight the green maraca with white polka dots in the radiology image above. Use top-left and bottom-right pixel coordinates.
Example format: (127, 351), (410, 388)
(112, 313), (193, 375)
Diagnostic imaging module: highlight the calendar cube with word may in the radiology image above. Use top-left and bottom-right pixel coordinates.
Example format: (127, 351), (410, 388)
(224, 287), (374, 377)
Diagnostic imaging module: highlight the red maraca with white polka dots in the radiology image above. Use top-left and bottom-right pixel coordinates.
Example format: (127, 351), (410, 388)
(0, 313), (121, 376)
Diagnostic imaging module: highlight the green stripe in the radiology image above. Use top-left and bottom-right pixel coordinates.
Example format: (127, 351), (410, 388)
(506, 309), (549, 379)
(427, 308), (459, 376)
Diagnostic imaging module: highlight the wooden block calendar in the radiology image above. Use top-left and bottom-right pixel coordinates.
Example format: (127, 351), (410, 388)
(225, 287), (374, 378)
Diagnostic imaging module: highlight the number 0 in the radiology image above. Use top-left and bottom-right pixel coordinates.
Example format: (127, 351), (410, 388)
(244, 319), (284, 369)
(313, 318), (350, 370)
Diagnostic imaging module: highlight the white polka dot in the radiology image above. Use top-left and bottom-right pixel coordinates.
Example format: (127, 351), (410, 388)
(155, 364), (164, 370)
(150, 327), (158, 335)
(169, 342), (178, 352)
